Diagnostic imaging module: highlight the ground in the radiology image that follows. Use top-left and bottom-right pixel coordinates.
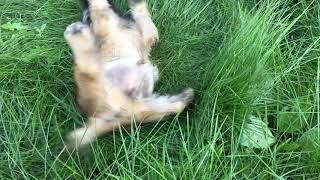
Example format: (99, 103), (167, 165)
(0, 0), (320, 179)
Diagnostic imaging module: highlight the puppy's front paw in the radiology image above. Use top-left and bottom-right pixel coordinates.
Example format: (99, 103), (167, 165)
(64, 22), (95, 50)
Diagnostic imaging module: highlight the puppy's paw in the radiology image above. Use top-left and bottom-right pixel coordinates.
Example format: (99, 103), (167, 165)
(169, 88), (194, 105)
(177, 88), (194, 105)
(64, 22), (95, 50)
(65, 127), (96, 151)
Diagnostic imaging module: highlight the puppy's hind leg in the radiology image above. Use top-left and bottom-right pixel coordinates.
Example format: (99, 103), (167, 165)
(65, 89), (195, 150)
(66, 116), (118, 150)
(131, 88), (195, 123)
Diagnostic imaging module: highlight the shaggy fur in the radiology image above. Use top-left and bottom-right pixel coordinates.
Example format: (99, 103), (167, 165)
(64, 0), (194, 149)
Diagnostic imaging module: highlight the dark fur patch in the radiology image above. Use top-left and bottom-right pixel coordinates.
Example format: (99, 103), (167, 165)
(131, 0), (143, 3)
(137, 59), (144, 65)
(81, 0), (91, 24)
(125, 88), (137, 98)
(81, 0), (89, 9)
(82, 9), (91, 24)
(108, 0), (134, 21)
(128, 0), (143, 6)
(81, 0), (134, 25)
(103, 117), (114, 122)
(65, 22), (89, 35)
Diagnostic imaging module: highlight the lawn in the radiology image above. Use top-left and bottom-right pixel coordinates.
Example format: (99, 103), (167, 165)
(0, 0), (320, 179)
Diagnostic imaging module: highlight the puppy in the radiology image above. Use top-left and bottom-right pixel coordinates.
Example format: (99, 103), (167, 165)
(64, 0), (194, 149)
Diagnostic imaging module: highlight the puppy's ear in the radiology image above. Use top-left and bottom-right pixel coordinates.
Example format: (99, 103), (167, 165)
(81, 0), (91, 24)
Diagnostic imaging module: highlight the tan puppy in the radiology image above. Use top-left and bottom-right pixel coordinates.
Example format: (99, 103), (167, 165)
(64, 0), (194, 149)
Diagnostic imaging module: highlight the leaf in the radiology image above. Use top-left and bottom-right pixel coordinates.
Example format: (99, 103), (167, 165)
(35, 24), (47, 36)
(277, 97), (312, 133)
(1, 22), (29, 31)
(277, 141), (300, 152)
(298, 127), (320, 151)
(240, 115), (276, 149)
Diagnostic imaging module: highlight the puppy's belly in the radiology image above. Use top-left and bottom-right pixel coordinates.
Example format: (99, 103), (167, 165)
(103, 59), (156, 99)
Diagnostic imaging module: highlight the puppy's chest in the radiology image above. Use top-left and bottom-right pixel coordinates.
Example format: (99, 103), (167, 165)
(102, 58), (154, 99)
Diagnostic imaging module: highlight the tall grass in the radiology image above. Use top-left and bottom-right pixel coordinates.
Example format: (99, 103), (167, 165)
(0, 0), (319, 179)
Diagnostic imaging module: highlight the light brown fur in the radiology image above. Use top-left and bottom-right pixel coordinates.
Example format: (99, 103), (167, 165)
(64, 0), (194, 149)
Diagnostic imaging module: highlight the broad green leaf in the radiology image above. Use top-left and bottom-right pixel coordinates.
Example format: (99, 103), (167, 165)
(240, 115), (275, 149)
(298, 127), (320, 151)
(277, 141), (300, 152)
(277, 97), (312, 133)
(1, 22), (29, 31)
(35, 24), (47, 36)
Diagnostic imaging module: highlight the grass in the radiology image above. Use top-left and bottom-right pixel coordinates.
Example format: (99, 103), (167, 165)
(0, 0), (320, 179)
